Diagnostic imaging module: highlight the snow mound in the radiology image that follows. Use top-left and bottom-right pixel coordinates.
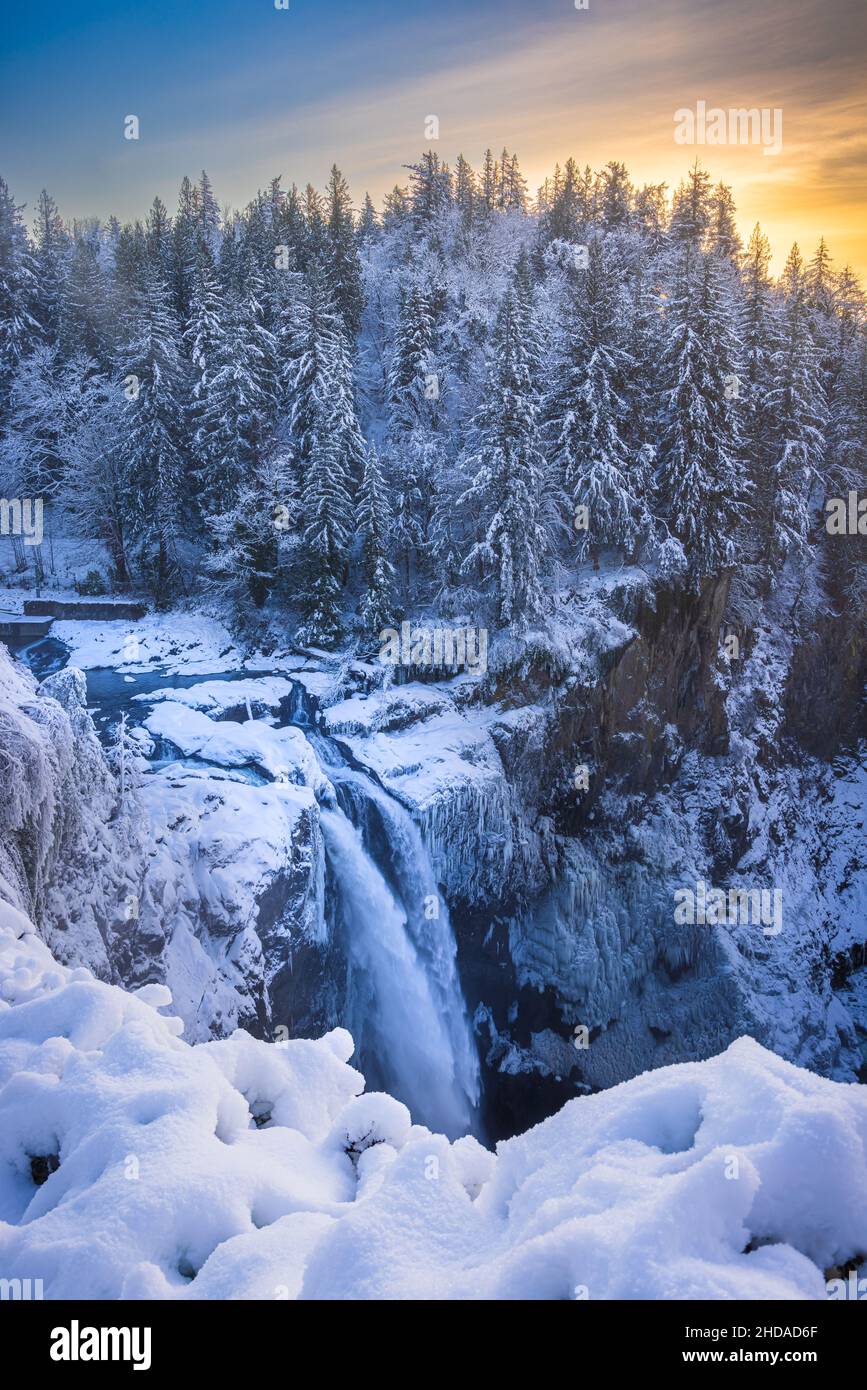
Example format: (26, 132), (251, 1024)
(144, 703), (327, 791)
(0, 902), (865, 1301)
(135, 676), (294, 717)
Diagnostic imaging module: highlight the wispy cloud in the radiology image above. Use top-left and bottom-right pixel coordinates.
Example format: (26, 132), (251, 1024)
(2, 0), (865, 276)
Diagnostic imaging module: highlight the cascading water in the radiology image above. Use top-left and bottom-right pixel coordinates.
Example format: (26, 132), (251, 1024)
(320, 806), (479, 1138)
(306, 729), (480, 1138)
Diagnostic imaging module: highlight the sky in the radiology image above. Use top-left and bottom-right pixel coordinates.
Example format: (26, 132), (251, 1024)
(1, 0), (865, 278)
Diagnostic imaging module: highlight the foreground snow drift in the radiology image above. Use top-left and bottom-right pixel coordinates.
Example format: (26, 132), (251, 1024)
(1, 904), (865, 1300)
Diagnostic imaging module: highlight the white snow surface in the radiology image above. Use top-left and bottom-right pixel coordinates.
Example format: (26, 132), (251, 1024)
(137, 763), (323, 1039)
(143, 703), (328, 791)
(51, 612), (245, 674)
(1, 900), (864, 1301)
(134, 676), (294, 716)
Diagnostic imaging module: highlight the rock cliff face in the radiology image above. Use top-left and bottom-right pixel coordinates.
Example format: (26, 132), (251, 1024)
(324, 570), (867, 1137)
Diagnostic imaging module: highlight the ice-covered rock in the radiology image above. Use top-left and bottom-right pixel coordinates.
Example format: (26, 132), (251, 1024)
(136, 763), (325, 1041)
(323, 683), (543, 904)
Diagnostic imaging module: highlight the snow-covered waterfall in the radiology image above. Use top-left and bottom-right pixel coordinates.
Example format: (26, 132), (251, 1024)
(321, 806), (478, 1137)
(308, 731), (480, 1139)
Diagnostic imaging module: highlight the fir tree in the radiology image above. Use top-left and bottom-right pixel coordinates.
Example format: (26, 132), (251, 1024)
(204, 451), (294, 609)
(545, 236), (649, 566)
(670, 162), (712, 248)
(357, 192), (379, 245)
(357, 442), (396, 635)
(32, 189), (68, 344)
(739, 225), (776, 558)
(115, 271), (190, 602)
(0, 177), (38, 408)
(387, 282), (438, 435)
(458, 289), (549, 627)
(766, 245), (826, 572)
(656, 247), (747, 579)
(709, 182), (742, 262)
(325, 165), (364, 337)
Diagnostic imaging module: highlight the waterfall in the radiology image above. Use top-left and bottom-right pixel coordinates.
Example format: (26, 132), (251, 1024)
(307, 732), (480, 1138)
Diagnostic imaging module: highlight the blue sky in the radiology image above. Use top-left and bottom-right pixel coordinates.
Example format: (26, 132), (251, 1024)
(1, 0), (865, 275)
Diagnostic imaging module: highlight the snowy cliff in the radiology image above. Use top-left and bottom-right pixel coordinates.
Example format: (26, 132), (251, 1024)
(317, 571), (866, 1130)
(0, 645), (326, 1045)
(1, 552), (864, 1149)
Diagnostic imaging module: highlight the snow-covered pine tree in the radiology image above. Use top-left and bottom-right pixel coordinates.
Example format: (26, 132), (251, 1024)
(325, 165), (364, 338)
(145, 197), (173, 288)
(454, 156), (477, 227)
(503, 153), (529, 213)
(544, 235), (649, 567)
(32, 189), (68, 345)
(61, 224), (107, 364)
(357, 193), (379, 246)
(186, 251), (232, 518)
(302, 185), (327, 266)
(172, 175), (201, 320)
(197, 171), (222, 257)
(0, 178), (38, 411)
(633, 182), (669, 252)
(286, 264), (365, 489)
(670, 162), (713, 249)
(538, 157), (584, 245)
(389, 431), (439, 602)
(2, 345), (98, 503)
(387, 281), (438, 435)
(61, 374), (135, 586)
(114, 270), (190, 602)
(203, 450), (294, 610)
(357, 441), (396, 636)
(709, 182), (742, 263)
(765, 245), (827, 574)
(381, 185), (411, 232)
(600, 162), (632, 231)
(458, 287), (549, 628)
(513, 247), (545, 395)
(480, 149), (498, 214)
(656, 245), (747, 579)
(405, 152), (453, 228)
(296, 415), (354, 647)
(108, 712), (142, 818)
(287, 267), (363, 644)
(739, 225), (777, 564)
